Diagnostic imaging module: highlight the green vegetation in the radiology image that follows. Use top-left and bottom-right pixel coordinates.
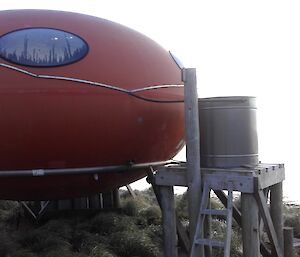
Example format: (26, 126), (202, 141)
(0, 190), (163, 257)
(283, 202), (300, 256)
(0, 189), (299, 256)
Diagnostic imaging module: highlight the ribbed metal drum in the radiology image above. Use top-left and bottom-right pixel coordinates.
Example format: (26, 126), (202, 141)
(198, 96), (258, 168)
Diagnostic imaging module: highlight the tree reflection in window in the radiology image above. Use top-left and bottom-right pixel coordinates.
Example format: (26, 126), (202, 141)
(0, 28), (88, 67)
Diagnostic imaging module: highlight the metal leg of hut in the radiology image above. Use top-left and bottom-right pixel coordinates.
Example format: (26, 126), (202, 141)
(125, 184), (136, 198)
(21, 188), (122, 220)
(112, 188), (121, 208)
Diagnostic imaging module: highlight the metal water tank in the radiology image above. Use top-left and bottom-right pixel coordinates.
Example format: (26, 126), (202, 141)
(198, 96), (258, 168)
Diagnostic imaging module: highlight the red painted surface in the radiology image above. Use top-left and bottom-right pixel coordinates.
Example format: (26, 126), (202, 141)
(0, 10), (184, 200)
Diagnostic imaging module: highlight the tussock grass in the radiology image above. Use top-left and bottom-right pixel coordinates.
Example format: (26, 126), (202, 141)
(284, 203), (300, 237)
(88, 244), (116, 257)
(0, 190), (300, 257)
(110, 230), (161, 257)
(11, 249), (38, 257)
(0, 189), (164, 257)
(0, 230), (19, 256)
(139, 206), (161, 226)
(0, 200), (21, 223)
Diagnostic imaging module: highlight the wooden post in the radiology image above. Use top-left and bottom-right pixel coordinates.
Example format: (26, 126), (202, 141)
(242, 193), (260, 257)
(183, 68), (202, 251)
(270, 182), (284, 255)
(160, 186), (178, 257)
(255, 185), (283, 257)
(147, 169), (190, 254)
(283, 227), (294, 257)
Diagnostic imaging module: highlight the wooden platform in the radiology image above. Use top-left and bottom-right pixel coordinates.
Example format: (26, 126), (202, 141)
(151, 162), (286, 257)
(155, 163), (285, 192)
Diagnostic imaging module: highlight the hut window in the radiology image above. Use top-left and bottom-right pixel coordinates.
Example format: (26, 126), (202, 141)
(0, 28), (88, 67)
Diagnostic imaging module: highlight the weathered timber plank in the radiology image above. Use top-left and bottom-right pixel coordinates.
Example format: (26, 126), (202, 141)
(258, 166), (285, 189)
(284, 227), (294, 257)
(214, 190), (271, 256)
(205, 174), (254, 193)
(154, 164), (285, 190)
(148, 169), (190, 253)
(160, 186), (178, 257)
(214, 190), (242, 226)
(242, 193), (260, 257)
(254, 178), (283, 257)
(270, 182), (284, 255)
(183, 68), (202, 251)
(155, 168), (187, 186)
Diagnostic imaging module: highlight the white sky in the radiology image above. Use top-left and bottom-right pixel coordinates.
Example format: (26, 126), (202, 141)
(1, 0), (299, 201)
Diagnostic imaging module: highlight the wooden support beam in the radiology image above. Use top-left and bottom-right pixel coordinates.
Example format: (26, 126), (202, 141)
(215, 190), (271, 257)
(260, 188), (272, 257)
(176, 215), (190, 254)
(284, 227), (294, 257)
(183, 68), (202, 252)
(254, 178), (283, 257)
(214, 190), (242, 226)
(147, 169), (190, 253)
(242, 193), (260, 257)
(160, 186), (178, 257)
(270, 182), (284, 255)
(257, 165), (285, 189)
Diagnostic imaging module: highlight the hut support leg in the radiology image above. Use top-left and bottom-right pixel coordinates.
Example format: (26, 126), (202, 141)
(112, 188), (120, 208)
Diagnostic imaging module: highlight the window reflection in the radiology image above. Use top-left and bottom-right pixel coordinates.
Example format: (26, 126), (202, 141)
(0, 28), (88, 67)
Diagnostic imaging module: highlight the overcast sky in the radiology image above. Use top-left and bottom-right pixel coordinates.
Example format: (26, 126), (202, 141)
(1, 0), (299, 201)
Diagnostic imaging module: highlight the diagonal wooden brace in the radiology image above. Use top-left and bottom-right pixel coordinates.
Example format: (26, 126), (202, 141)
(254, 177), (283, 257)
(214, 190), (271, 257)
